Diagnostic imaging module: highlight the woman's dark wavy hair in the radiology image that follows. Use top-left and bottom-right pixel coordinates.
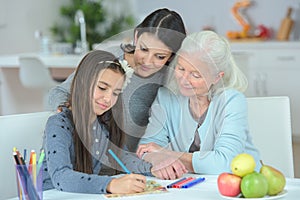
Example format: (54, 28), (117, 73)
(69, 50), (126, 174)
(122, 8), (186, 64)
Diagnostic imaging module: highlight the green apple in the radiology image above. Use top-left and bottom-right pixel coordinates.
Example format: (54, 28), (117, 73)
(260, 161), (286, 196)
(241, 172), (268, 198)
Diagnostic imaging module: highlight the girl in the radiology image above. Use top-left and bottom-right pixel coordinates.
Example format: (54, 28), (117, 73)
(42, 50), (151, 194)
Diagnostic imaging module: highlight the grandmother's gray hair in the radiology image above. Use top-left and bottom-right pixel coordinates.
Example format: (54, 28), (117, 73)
(166, 30), (248, 100)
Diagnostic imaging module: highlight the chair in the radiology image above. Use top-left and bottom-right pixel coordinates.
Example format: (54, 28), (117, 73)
(247, 96), (294, 178)
(18, 56), (60, 110)
(0, 111), (53, 199)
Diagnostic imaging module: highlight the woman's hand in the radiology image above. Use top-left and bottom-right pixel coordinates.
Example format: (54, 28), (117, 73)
(57, 102), (71, 113)
(147, 152), (188, 180)
(151, 158), (188, 180)
(136, 142), (163, 159)
(106, 174), (146, 194)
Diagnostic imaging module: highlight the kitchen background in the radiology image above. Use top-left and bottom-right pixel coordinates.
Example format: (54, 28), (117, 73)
(0, 0), (299, 178)
(0, 0), (300, 54)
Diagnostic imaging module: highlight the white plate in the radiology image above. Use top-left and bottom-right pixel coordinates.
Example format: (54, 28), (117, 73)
(220, 190), (287, 200)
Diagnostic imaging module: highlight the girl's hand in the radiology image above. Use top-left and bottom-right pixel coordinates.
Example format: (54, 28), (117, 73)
(136, 142), (163, 159)
(106, 174), (146, 194)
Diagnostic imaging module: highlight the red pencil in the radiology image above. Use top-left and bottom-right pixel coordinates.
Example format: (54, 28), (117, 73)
(173, 177), (195, 188)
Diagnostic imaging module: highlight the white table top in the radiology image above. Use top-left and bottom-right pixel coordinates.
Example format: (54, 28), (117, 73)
(0, 53), (84, 68)
(8, 174), (300, 200)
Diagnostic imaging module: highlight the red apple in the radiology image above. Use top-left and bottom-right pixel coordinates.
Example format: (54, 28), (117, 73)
(217, 172), (242, 197)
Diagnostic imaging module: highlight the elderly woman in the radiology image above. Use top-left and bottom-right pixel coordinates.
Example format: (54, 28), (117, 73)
(136, 31), (261, 179)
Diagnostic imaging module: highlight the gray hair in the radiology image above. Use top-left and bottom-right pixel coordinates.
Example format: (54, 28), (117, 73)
(166, 30), (248, 99)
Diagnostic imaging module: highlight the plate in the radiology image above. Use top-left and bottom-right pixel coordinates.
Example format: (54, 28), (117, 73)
(220, 190), (287, 200)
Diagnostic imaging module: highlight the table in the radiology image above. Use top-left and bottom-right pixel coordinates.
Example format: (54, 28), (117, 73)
(0, 53), (83, 115)
(8, 175), (300, 200)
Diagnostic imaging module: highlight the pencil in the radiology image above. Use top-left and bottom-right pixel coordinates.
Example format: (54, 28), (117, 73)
(23, 149), (27, 163)
(37, 149), (45, 173)
(173, 177), (195, 188)
(31, 151), (37, 187)
(28, 150), (34, 174)
(181, 177), (205, 188)
(108, 149), (131, 174)
(14, 147), (26, 165)
(166, 177), (187, 188)
(13, 149), (40, 200)
(13, 152), (23, 199)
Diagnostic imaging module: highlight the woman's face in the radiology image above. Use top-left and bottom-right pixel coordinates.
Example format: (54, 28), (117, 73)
(175, 53), (220, 98)
(133, 32), (172, 77)
(93, 69), (124, 115)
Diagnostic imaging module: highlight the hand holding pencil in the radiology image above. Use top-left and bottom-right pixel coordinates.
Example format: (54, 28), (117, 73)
(107, 149), (147, 194)
(106, 173), (147, 194)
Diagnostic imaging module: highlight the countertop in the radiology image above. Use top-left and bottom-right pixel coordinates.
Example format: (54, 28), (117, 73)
(0, 52), (84, 68)
(230, 40), (300, 51)
(1, 41), (300, 67)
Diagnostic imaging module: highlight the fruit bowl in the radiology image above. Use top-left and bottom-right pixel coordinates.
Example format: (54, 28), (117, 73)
(220, 189), (288, 200)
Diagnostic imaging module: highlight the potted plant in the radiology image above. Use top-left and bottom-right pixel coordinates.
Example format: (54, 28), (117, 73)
(50, 0), (135, 52)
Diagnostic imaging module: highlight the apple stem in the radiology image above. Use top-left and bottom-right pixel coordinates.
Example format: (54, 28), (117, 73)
(260, 160), (264, 166)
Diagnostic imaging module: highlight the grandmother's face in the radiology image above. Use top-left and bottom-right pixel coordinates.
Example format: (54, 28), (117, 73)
(174, 52), (219, 98)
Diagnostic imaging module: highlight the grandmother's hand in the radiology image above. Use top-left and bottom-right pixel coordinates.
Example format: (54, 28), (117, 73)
(136, 142), (163, 159)
(150, 154), (188, 180)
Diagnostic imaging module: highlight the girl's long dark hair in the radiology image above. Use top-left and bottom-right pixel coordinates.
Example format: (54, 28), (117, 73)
(69, 50), (125, 174)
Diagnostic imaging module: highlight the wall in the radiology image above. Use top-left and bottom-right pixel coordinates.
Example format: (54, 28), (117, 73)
(0, 0), (137, 55)
(1, 0), (300, 55)
(134, 0), (300, 40)
(0, 0), (69, 54)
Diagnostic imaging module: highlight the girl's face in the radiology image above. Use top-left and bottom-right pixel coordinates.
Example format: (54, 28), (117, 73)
(175, 53), (222, 98)
(93, 69), (124, 115)
(133, 32), (172, 77)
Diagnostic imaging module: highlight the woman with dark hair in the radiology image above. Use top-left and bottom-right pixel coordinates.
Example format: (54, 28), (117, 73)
(42, 50), (152, 194)
(117, 8), (186, 152)
(48, 8), (187, 153)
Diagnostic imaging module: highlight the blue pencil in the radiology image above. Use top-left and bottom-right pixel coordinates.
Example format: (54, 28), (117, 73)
(108, 149), (131, 174)
(23, 149), (27, 163)
(166, 177), (187, 188)
(181, 177), (205, 188)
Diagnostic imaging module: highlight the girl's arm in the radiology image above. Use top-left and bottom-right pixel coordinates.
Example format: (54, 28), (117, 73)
(44, 113), (113, 194)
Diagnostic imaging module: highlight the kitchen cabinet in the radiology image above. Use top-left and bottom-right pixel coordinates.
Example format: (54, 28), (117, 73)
(232, 42), (300, 138)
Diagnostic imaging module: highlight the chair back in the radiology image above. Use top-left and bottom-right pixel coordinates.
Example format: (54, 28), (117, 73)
(0, 111), (53, 199)
(247, 96), (294, 178)
(19, 56), (58, 89)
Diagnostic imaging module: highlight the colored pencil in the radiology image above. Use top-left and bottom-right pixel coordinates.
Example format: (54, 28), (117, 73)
(166, 177), (187, 188)
(108, 149), (131, 174)
(13, 149), (40, 200)
(36, 149), (45, 173)
(173, 177), (195, 188)
(23, 149), (27, 163)
(181, 177), (205, 188)
(28, 150), (35, 175)
(31, 151), (37, 187)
